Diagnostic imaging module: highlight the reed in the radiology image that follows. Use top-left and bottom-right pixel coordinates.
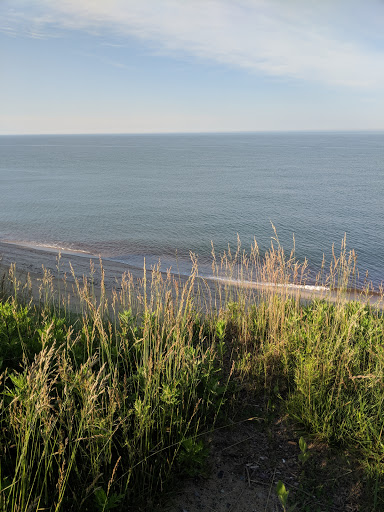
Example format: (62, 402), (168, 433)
(0, 237), (383, 511)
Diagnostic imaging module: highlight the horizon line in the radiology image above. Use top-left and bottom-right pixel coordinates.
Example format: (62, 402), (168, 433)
(1, 129), (384, 137)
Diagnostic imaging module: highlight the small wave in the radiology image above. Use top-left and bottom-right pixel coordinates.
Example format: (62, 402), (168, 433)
(2, 239), (93, 256)
(33, 243), (91, 254)
(208, 275), (329, 292)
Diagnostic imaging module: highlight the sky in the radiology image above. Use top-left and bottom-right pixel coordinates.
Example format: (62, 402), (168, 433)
(1, 0), (384, 134)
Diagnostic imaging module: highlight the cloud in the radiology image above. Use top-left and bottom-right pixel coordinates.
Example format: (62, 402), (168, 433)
(2, 0), (384, 88)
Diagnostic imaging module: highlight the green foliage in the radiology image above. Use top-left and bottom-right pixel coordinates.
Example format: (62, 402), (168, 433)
(276, 480), (289, 510)
(298, 437), (310, 463)
(94, 489), (124, 512)
(0, 300), (36, 370)
(0, 238), (384, 511)
(177, 438), (208, 476)
(215, 318), (226, 341)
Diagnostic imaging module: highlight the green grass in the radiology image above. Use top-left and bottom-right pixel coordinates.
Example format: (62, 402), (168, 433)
(0, 238), (383, 511)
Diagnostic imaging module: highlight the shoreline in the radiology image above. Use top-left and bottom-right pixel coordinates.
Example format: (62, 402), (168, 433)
(0, 241), (152, 309)
(0, 240), (382, 309)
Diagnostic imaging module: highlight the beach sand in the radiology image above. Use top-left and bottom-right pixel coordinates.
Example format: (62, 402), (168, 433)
(0, 241), (382, 310)
(0, 240), (144, 290)
(0, 241), (149, 309)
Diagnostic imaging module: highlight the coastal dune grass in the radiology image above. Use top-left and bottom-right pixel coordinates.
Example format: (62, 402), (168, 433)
(0, 237), (383, 511)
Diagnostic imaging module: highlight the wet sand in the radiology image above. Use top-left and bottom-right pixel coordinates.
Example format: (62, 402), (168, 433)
(0, 241), (382, 310)
(0, 241), (148, 309)
(0, 240), (145, 289)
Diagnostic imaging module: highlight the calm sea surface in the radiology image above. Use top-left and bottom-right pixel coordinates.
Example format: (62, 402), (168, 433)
(0, 132), (383, 287)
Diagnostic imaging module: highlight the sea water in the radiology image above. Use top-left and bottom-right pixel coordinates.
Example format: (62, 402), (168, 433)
(0, 132), (383, 288)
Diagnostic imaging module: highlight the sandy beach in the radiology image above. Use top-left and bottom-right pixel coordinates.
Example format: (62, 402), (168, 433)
(0, 240), (382, 310)
(0, 240), (152, 309)
(0, 240), (145, 289)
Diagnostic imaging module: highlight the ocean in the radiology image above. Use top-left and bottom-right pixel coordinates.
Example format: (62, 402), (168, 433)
(0, 132), (383, 288)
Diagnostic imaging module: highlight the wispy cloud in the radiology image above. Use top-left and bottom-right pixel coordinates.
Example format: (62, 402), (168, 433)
(2, 0), (384, 88)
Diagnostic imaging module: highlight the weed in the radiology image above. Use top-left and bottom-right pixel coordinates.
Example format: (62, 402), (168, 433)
(298, 437), (310, 464)
(276, 480), (290, 511)
(0, 237), (383, 510)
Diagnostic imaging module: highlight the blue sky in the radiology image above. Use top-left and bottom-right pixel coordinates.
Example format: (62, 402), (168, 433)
(1, 0), (384, 134)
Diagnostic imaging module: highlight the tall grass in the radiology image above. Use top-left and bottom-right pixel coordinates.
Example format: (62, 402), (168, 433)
(0, 237), (383, 510)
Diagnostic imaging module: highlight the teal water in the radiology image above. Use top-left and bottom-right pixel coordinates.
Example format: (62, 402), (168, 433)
(0, 132), (383, 288)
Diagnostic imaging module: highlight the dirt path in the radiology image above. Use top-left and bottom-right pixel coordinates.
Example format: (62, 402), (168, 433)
(163, 418), (284, 512)
(162, 403), (365, 512)
(0, 241), (371, 511)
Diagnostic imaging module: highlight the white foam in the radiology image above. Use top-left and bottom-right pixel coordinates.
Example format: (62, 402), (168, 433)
(208, 275), (329, 292)
(33, 242), (90, 254)
(2, 239), (93, 256)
